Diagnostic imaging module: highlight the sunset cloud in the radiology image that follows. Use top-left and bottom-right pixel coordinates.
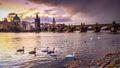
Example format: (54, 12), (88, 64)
(0, 0), (120, 24)
(0, 2), (2, 5)
(43, 8), (66, 17)
(28, 0), (120, 24)
(28, 0), (120, 14)
(29, 8), (37, 11)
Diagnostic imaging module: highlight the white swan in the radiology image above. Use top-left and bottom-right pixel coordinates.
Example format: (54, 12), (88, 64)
(41, 47), (49, 53)
(50, 52), (57, 57)
(65, 52), (75, 59)
(50, 51), (58, 60)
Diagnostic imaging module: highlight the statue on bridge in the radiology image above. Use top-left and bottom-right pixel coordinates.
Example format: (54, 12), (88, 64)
(94, 23), (101, 32)
(110, 21), (118, 33)
(80, 23), (87, 32)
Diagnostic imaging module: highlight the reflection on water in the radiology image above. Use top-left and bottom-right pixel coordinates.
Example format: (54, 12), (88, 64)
(0, 32), (120, 67)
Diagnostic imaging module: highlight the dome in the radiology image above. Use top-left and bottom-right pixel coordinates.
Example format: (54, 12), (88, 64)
(13, 14), (20, 21)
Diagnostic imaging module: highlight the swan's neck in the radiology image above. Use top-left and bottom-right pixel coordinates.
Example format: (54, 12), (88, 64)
(53, 48), (55, 52)
(73, 52), (75, 56)
(47, 47), (49, 49)
(22, 47), (24, 50)
(34, 48), (36, 51)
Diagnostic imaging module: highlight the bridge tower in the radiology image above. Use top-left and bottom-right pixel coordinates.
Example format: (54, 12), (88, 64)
(35, 14), (40, 31)
(94, 23), (101, 32)
(110, 21), (118, 32)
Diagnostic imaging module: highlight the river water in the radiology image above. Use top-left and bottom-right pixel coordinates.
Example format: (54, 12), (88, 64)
(0, 31), (120, 68)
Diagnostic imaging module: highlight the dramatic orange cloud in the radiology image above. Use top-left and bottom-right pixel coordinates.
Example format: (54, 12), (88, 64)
(0, 2), (2, 5)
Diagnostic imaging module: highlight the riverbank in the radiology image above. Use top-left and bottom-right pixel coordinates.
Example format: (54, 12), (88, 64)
(89, 51), (120, 68)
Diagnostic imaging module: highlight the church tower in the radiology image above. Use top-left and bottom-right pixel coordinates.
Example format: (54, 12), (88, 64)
(52, 17), (56, 24)
(35, 14), (40, 30)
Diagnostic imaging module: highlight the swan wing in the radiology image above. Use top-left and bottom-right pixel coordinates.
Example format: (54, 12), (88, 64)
(50, 53), (57, 57)
(65, 54), (73, 58)
(41, 49), (48, 52)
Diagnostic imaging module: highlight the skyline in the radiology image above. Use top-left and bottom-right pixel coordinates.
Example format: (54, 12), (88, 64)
(0, 0), (120, 24)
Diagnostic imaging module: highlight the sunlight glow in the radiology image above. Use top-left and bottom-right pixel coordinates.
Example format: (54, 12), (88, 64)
(0, 10), (12, 20)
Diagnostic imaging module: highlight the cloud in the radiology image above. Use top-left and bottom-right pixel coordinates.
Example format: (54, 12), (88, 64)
(28, 0), (120, 13)
(8, 13), (16, 15)
(21, 7), (71, 23)
(0, 2), (2, 5)
(29, 8), (37, 11)
(56, 16), (71, 22)
(28, 0), (120, 24)
(6, 12), (16, 20)
(22, 16), (34, 22)
(25, 2), (29, 5)
(44, 8), (65, 15)
(16, 8), (37, 18)
(22, 15), (71, 23)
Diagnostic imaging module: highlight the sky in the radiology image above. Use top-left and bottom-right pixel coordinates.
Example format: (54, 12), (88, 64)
(0, 0), (120, 24)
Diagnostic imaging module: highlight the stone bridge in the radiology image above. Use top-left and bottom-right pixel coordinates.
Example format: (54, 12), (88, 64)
(74, 23), (120, 30)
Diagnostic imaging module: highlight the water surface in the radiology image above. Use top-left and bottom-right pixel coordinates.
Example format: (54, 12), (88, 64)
(0, 32), (120, 67)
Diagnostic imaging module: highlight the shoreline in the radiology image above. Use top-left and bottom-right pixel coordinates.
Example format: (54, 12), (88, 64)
(16, 51), (120, 68)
